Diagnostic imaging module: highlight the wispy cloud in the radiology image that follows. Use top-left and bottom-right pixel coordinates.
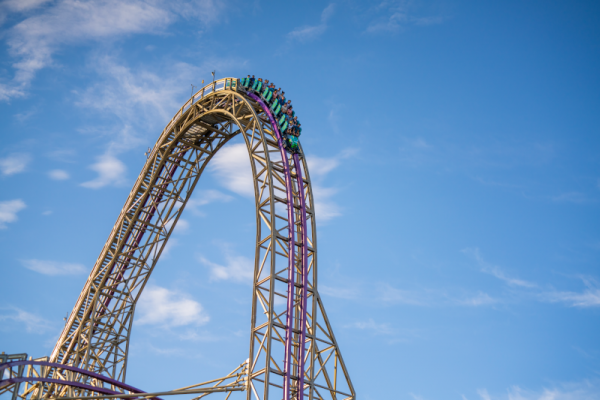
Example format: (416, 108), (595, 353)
(288, 4), (335, 42)
(475, 379), (600, 400)
(81, 153), (126, 189)
(463, 247), (536, 288)
(0, 199), (26, 229)
(78, 57), (195, 133)
(366, 2), (444, 33)
(48, 169), (70, 180)
(209, 143), (253, 197)
(20, 259), (87, 275)
(2, 0), (52, 12)
(136, 285), (209, 327)
(379, 284), (430, 306)
(477, 389), (492, 400)
(543, 278), (600, 308)
(306, 154), (342, 177)
(552, 192), (594, 204)
(464, 248), (600, 308)
(380, 283), (497, 308)
(306, 148), (357, 222)
(186, 189), (234, 216)
(75, 56), (237, 183)
(4, 0), (171, 98)
(311, 185), (342, 221)
(347, 318), (395, 336)
(0, 307), (54, 333)
(319, 285), (360, 300)
(458, 292), (497, 307)
(209, 145), (354, 222)
(0, 153), (31, 175)
(1, 0), (226, 100)
(198, 253), (254, 283)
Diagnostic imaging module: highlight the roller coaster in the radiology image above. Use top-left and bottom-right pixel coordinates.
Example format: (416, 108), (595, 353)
(0, 78), (355, 400)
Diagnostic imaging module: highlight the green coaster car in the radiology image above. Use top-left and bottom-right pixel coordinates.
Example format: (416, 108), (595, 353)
(283, 134), (301, 154)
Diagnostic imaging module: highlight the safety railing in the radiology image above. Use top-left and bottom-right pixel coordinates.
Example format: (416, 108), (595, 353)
(162, 77), (239, 138)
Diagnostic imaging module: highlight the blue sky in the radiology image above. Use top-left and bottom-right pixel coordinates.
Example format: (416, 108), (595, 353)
(1, 1), (599, 399)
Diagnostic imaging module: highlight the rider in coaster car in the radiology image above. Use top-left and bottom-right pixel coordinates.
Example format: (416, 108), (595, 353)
(262, 84), (272, 102)
(249, 75), (255, 87)
(289, 120), (298, 137)
(254, 78), (263, 93)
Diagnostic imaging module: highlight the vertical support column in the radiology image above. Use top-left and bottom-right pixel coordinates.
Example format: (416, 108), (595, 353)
(246, 92), (298, 400)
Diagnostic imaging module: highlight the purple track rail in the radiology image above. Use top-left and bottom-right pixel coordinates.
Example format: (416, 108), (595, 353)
(0, 360), (160, 400)
(246, 92), (309, 400)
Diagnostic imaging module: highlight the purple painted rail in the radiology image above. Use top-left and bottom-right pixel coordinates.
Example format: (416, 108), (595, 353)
(0, 360), (160, 399)
(245, 91), (309, 400)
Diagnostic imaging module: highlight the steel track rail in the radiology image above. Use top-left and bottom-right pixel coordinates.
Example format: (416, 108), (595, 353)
(36, 78), (355, 400)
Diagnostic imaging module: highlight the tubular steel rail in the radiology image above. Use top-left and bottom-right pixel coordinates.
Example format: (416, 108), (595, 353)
(1, 78), (354, 400)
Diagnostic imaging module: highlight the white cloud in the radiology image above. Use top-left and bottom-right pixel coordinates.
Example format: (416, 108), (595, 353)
(81, 153), (126, 189)
(199, 254), (254, 283)
(136, 285), (209, 327)
(305, 148), (357, 222)
(20, 259), (87, 275)
(209, 143), (253, 197)
(169, 0), (224, 25)
(380, 283), (497, 307)
(48, 169), (69, 180)
(160, 237), (178, 258)
(463, 247), (536, 288)
(210, 145), (354, 222)
(3, 0), (52, 12)
(186, 189), (234, 216)
(319, 285), (360, 300)
(366, 3), (444, 33)
(0, 307), (54, 333)
(78, 57), (194, 132)
(0, 153), (31, 175)
(75, 56), (240, 156)
(164, 218), (190, 234)
(348, 318), (395, 335)
(312, 185), (342, 221)
(477, 389), (492, 400)
(288, 3), (335, 42)
(476, 380), (600, 400)
(6, 0), (172, 90)
(552, 192), (592, 204)
(464, 248), (600, 308)
(459, 292), (497, 307)
(1, 0), (225, 99)
(0, 199), (26, 228)
(543, 279), (600, 308)
(379, 284), (428, 306)
(306, 155), (340, 177)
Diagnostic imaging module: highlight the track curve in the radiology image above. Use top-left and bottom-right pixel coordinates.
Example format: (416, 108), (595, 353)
(44, 78), (353, 400)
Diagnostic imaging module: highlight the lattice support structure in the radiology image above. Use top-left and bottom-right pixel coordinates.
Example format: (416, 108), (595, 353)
(4, 78), (354, 400)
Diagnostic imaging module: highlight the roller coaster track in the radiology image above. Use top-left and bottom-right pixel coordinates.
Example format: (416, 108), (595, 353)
(0, 78), (354, 400)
